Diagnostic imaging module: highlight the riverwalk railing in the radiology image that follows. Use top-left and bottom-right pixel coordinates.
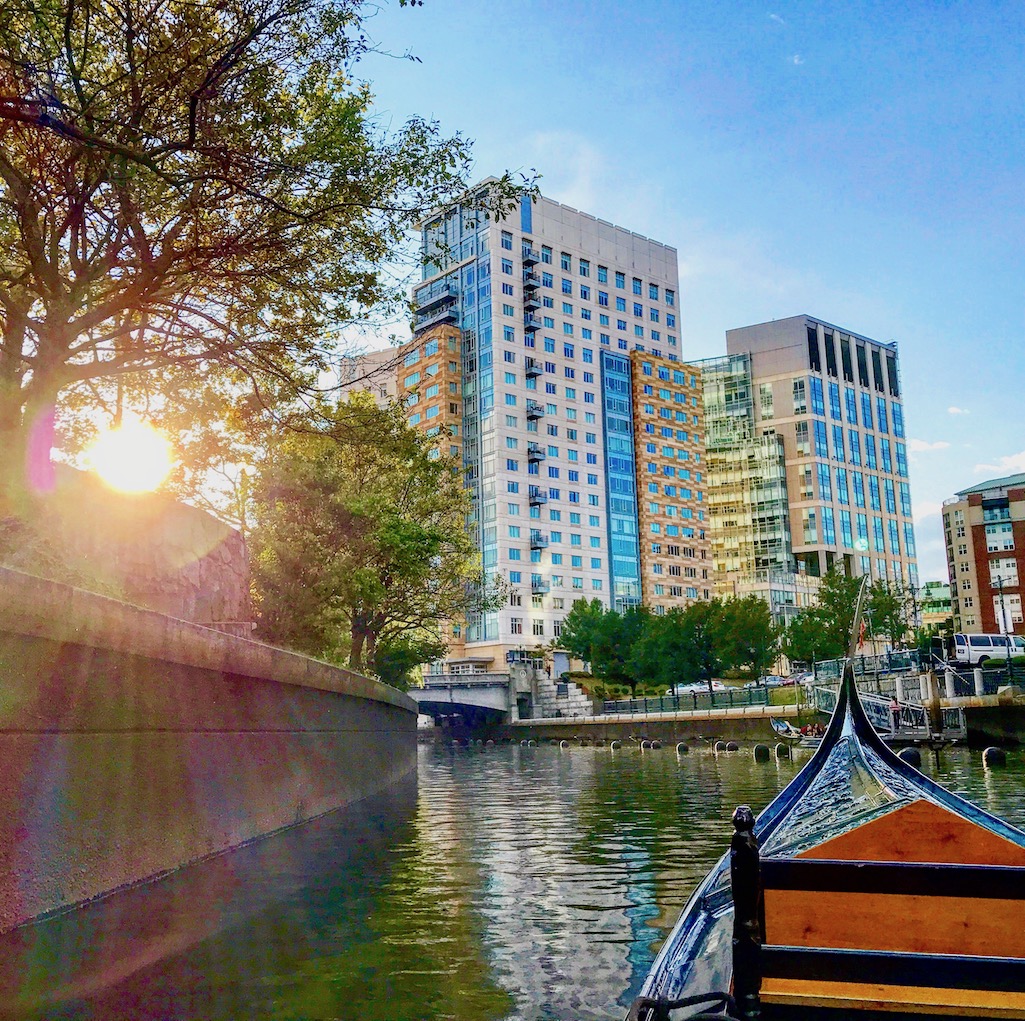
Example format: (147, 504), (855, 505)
(811, 684), (967, 743)
(814, 652), (1025, 693)
(813, 650), (924, 681)
(940, 663), (1025, 696)
(602, 688), (770, 716)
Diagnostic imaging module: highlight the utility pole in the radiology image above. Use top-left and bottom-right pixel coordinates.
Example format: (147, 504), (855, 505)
(996, 574), (1012, 680)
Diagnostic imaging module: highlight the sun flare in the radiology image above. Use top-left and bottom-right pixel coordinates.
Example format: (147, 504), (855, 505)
(87, 419), (175, 493)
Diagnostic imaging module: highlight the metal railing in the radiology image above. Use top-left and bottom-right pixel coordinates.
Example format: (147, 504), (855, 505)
(602, 688), (770, 715)
(811, 684), (967, 742)
(814, 650), (924, 681)
(939, 663), (1025, 696)
(420, 672), (510, 689)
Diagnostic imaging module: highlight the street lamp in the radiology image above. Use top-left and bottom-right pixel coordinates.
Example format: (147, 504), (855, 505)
(995, 574), (1012, 680)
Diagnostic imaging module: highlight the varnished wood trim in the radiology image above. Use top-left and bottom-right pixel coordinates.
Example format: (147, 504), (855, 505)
(764, 888), (1025, 957)
(798, 799), (1025, 866)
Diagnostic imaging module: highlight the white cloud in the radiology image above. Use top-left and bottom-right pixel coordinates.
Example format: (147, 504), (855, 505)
(947, 406), (970, 415)
(768, 13), (787, 26)
(913, 500), (944, 524)
(908, 438), (951, 453)
(974, 449), (1025, 475)
(792, 54), (804, 65)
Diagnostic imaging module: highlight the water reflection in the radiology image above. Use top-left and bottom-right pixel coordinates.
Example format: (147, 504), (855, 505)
(2, 744), (1022, 1021)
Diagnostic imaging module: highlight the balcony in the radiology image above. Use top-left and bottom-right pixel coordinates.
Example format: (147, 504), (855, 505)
(531, 578), (550, 595)
(414, 283), (459, 315)
(522, 247), (540, 266)
(523, 313), (541, 332)
(415, 304), (458, 334)
(523, 292), (541, 312)
(525, 401), (545, 419)
(524, 360), (543, 378)
(530, 532), (550, 550)
(528, 487), (548, 505)
(523, 271), (541, 289)
(527, 443), (546, 462)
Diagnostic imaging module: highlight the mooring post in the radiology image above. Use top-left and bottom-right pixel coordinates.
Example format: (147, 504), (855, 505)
(731, 805), (762, 1019)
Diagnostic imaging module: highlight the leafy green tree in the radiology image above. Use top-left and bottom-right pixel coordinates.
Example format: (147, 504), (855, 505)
(593, 606), (650, 692)
(683, 600), (723, 692)
(783, 566), (865, 663)
(782, 609), (829, 665)
(559, 599), (649, 693)
(372, 634), (446, 692)
(0, 0), (524, 503)
(714, 595), (779, 678)
(628, 605), (719, 693)
(558, 598), (609, 669)
(250, 395), (482, 676)
(866, 580), (909, 647)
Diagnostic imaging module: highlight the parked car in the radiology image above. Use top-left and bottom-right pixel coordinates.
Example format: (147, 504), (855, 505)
(669, 680), (728, 694)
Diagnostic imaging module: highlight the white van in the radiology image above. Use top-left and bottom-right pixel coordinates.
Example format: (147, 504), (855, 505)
(952, 632), (1025, 666)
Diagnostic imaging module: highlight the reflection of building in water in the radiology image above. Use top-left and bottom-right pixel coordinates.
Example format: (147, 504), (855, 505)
(429, 749), (634, 1019)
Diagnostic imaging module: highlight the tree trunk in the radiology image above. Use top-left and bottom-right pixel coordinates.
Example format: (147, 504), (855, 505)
(349, 627), (366, 670)
(0, 395), (57, 511)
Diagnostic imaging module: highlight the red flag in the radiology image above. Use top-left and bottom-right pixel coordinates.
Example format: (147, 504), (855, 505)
(858, 619), (866, 649)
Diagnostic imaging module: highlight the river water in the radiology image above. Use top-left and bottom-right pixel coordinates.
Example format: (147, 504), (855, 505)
(4, 743), (1024, 1021)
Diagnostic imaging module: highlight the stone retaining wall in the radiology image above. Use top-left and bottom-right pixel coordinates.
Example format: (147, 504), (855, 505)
(0, 567), (416, 933)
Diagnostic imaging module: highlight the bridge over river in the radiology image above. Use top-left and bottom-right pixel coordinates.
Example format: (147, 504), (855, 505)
(409, 673), (513, 727)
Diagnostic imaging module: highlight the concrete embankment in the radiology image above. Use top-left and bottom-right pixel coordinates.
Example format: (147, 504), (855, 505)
(941, 695), (1025, 747)
(0, 567), (416, 933)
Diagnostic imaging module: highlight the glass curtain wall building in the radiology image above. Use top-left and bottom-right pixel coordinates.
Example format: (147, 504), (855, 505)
(697, 353), (817, 624)
(409, 183), (707, 671)
(723, 316), (918, 590)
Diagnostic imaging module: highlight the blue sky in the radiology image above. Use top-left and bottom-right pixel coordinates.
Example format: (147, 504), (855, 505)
(359, 0), (1025, 582)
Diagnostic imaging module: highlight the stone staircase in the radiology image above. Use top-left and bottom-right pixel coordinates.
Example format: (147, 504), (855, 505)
(533, 672), (594, 718)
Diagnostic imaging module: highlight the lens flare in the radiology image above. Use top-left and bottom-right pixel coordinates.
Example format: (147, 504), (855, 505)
(87, 419), (174, 493)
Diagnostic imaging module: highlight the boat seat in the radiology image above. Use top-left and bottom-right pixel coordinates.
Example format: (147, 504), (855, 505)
(757, 855), (1025, 1017)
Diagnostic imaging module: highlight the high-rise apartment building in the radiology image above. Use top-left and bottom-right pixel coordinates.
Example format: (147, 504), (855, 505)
(943, 473), (1025, 634)
(696, 352), (819, 624)
(405, 184), (709, 671)
(717, 316), (918, 590)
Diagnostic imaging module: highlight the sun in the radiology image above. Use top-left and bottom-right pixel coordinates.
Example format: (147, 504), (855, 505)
(87, 418), (175, 493)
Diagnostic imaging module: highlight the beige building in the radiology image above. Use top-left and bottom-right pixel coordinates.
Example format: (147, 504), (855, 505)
(725, 316), (918, 589)
(943, 473), (1025, 634)
(337, 347), (399, 406)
